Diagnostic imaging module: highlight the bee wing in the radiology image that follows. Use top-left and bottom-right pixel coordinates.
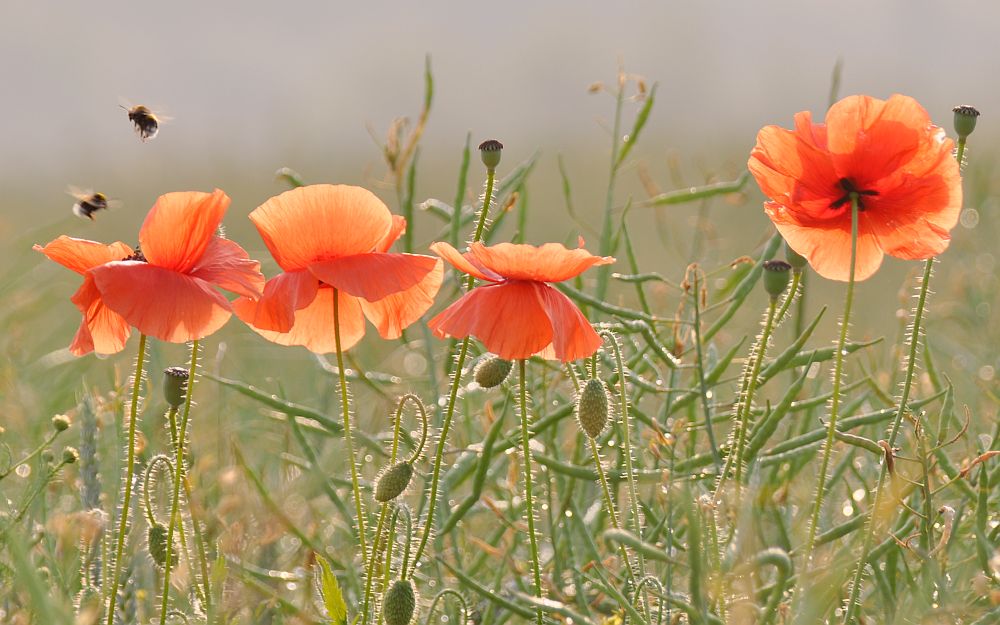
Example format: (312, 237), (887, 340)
(66, 185), (94, 201)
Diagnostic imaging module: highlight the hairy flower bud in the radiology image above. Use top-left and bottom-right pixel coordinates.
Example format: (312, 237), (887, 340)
(375, 461), (414, 502)
(576, 378), (611, 439)
(783, 240), (808, 271)
(383, 579), (417, 625)
(474, 356), (513, 388)
(147, 522), (174, 569)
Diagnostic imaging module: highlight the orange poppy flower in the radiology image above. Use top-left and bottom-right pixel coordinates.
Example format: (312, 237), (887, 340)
(233, 184), (444, 353)
(748, 94), (962, 281)
(428, 241), (614, 362)
(34, 189), (265, 355)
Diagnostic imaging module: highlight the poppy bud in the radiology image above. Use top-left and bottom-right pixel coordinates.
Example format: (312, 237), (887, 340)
(576, 378), (611, 439)
(62, 446), (79, 464)
(163, 367), (189, 409)
(375, 461), (414, 502)
(147, 522), (174, 569)
(783, 240), (808, 271)
(952, 105), (980, 140)
(383, 579), (417, 625)
(474, 356), (513, 388)
(762, 260), (792, 301)
(479, 139), (503, 170)
(52, 414), (71, 432)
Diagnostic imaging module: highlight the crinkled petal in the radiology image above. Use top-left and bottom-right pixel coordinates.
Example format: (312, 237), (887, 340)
(376, 215), (407, 253)
(533, 283), (601, 361)
(309, 253), (439, 302)
(33, 236), (133, 275)
(238, 286), (366, 353)
(189, 237), (265, 299)
(233, 270), (319, 333)
(360, 260), (443, 339)
(139, 189), (230, 273)
(468, 242), (615, 283)
(429, 242), (500, 281)
(766, 202), (885, 282)
(91, 262), (232, 343)
(68, 275), (131, 355)
(249, 185), (392, 271)
(428, 281), (552, 360)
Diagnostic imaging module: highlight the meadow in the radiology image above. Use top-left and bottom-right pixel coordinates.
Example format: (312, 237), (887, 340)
(1, 64), (998, 625)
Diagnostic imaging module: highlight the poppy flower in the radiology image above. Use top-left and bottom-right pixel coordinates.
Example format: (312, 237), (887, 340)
(233, 184), (443, 353)
(748, 94), (962, 281)
(34, 189), (265, 356)
(428, 241), (614, 362)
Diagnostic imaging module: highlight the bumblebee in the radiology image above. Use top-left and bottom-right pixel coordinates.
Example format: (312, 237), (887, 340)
(68, 187), (116, 220)
(121, 104), (163, 142)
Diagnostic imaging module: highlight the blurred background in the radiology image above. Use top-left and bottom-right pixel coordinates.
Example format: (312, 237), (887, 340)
(2, 0), (998, 403)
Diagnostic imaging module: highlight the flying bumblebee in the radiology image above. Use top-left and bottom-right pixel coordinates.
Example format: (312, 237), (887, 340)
(120, 103), (167, 142)
(68, 187), (118, 220)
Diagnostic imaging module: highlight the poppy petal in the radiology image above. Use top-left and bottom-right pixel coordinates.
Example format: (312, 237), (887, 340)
(238, 286), (366, 353)
(189, 237), (265, 299)
(308, 253), (439, 302)
(139, 189), (230, 273)
(468, 242), (615, 283)
(233, 270), (319, 333)
(34, 236), (133, 275)
(68, 275), (131, 355)
(428, 242), (500, 281)
(767, 202), (885, 282)
(428, 281), (553, 360)
(360, 260), (443, 339)
(91, 262), (233, 343)
(863, 167), (962, 260)
(376, 215), (407, 253)
(533, 283), (602, 361)
(249, 185), (392, 271)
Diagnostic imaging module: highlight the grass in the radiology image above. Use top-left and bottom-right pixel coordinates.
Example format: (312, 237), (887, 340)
(1, 65), (998, 625)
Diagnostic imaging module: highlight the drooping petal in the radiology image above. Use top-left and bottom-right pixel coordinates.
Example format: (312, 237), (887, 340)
(249, 185), (393, 271)
(428, 281), (553, 360)
(468, 242), (615, 283)
(238, 286), (366, 353)
(33, 236), (133, 275)
(308, 253), (439, 301)
(139, 189), (230, 273)
(376, 215), (407, 253)
(232, 270), (319, 333)
(91, 262), (233, 343)
(533, 283), (602, 361)
(766, 202), (885, 282)
(360, 260), (443, 339)
(428, 242), (500, 282)
(188, 237), (265, 299)
(68, 275), (131, 355)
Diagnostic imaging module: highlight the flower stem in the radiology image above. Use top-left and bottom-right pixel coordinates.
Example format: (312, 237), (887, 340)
(105, 333), (147, 625)
(588, 437), (637, 583)
(803, 196), (859, 567)
(158, 340), (200, 625)
(690, 268), (722, 467)
(518, 359), (544, 625)
(733, 298), (779, 491)
(333, 289), (367, 564)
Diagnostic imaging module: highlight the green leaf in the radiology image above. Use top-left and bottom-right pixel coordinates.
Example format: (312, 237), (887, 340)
(316, 555), (348, 625)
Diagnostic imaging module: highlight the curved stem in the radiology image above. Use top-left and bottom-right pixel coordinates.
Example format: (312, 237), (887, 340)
(105, 333), (147, 625)
(518, 359), (544, 625)
(362, 504), (390, 624)
(589, 437), (638, 584)
(0, 431), (60, 481)
(158, 340), (200, 625)
(733, 299), (778, 490)
(803, 197), (859, 566)
(333, 289), (367, 562)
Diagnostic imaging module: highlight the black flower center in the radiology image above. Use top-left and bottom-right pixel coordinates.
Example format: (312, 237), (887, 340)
(123, 245), (147, 262)
(830, 178), (879, 211)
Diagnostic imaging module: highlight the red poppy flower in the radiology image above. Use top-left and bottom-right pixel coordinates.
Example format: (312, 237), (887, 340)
(748, 94), (962, 281)
(233, 184), (444, 353)
(34, 190), (265, 355)
(428, 241), (614, 362)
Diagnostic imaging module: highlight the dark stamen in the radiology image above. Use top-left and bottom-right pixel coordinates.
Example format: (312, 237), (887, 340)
(123, 245), (147, 262)
(830, 178), (879, 211)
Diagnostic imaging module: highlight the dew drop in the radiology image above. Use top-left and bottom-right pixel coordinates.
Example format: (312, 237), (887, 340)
(15, 464), (30, 478)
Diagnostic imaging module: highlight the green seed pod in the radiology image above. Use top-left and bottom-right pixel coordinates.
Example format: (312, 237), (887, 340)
(163, 367), (190, 409)
(474, 356), (513, 388)
(762, 260), (792, 301)
(383, 579), (417, 625)
(375, 461), (414, 502)
(577, 378), (611, 439)
(478, 139), (503, 170)
(952, 105), (980, 140)
(783, 239), (808, 271)
(51, 414), (71, 432)
(147, 522), (174, 569)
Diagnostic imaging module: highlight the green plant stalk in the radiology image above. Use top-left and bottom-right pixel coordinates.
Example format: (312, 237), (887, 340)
(588, 437), (638, 585)
(596, 78), (625, 299)
(0, 458), (72, 535)
(733, 298), (778, 493)
(0, 430), (60, 481)
(690, 270), (721, 465)
(333, 289), (367, 564)
(803, 197), (859, 568)
(409, 166), (496, 575)
(518, 359), (544, 625)
(158, 340), (201, 624)
(362, 504), (389, 625)
(104, 332), (147, 625)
